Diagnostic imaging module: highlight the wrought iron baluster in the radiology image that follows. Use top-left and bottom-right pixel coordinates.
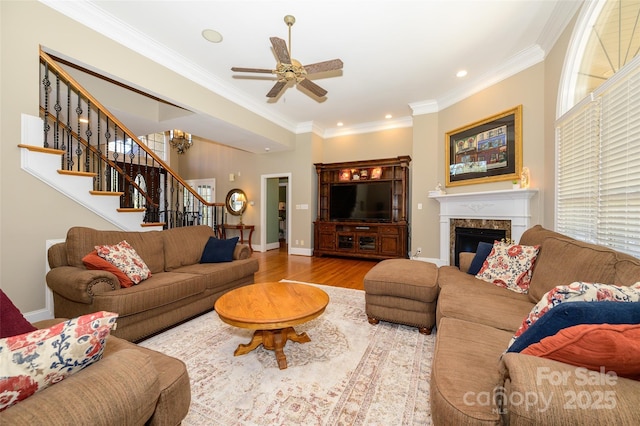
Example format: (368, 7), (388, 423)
(54, 74), (62, 151)
(42, 61), (51, 148)
(84, 99), (92, 173)
(75, 91), (83, 172)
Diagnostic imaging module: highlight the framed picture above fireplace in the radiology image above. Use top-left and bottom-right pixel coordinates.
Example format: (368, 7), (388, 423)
(445, 105), (522, 187)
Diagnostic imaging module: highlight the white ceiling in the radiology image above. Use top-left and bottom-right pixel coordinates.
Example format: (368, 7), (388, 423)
(42, 0), (582, 153)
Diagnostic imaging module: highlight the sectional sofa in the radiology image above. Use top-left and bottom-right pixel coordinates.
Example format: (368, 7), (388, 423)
(431, 225), (640, 424)
(46, 225), (259, 342)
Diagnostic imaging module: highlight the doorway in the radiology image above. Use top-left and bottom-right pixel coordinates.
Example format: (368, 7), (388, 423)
(260, 173), (291, 254)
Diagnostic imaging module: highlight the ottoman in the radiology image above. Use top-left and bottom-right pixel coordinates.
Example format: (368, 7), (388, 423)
(364, 258), (439, 334)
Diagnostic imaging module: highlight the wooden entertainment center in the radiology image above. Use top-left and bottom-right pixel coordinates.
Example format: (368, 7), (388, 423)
(314, 156), (411, 260)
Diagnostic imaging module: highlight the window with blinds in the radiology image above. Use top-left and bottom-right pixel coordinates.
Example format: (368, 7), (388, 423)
(556, 57), (640, 257)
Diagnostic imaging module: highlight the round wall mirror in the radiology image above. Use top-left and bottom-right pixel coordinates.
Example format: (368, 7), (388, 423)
(225, 189), (247, 216)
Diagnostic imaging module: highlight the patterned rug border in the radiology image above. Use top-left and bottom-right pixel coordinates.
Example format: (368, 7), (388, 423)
(139, 281), (434, 425)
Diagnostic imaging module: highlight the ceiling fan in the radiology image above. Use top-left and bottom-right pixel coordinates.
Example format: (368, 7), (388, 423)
(231, 15), (343, 99)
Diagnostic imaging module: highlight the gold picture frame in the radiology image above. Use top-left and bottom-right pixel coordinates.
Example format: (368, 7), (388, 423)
(445, 105), (522, 187)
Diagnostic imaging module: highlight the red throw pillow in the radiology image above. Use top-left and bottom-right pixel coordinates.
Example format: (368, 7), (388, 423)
(522, 323), (640, 380)
(0, 289), (37, 338)
(82, 250), (134, 288)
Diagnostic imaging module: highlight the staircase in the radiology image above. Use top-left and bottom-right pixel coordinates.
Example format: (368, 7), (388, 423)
(28, 49), (224, 232)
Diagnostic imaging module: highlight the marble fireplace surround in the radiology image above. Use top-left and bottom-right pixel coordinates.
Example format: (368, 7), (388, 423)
(430, 189), (538, 266)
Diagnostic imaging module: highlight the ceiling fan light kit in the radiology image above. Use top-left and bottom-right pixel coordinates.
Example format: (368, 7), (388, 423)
(231, 14), (343, 99)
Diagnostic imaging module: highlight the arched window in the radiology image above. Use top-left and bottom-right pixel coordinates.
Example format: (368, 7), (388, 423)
(556, 0), (640, 257)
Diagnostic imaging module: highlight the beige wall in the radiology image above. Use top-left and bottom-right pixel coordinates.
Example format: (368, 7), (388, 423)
(322, 127), (413, 163)
(1, 1), (579, 314)
(411, 113), (440, 257)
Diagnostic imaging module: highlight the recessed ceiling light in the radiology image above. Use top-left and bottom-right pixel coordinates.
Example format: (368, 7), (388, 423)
(456, 70), (468, 78)
(385, 114), (392, 119)
(202, 29), (223, 43)
(337, 122), (344, 127)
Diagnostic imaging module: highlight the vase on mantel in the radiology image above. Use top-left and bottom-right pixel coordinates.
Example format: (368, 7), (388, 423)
(512, 181), (520, 190)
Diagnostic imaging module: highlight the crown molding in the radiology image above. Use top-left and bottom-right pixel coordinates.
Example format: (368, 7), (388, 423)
(537, 1), (583, 56)
(436, 45), (545, 111)
(409, 99), (439, 116)
(296, 121), (324, 136)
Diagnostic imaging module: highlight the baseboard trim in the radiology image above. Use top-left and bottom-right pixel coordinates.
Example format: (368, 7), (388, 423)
(289, 247), (313, 256)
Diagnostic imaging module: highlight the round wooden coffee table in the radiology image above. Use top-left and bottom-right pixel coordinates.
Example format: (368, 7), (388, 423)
(214, 281), (330, 369)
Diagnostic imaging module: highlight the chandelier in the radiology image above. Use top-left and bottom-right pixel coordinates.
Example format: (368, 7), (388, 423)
(169, 129), (193, 154)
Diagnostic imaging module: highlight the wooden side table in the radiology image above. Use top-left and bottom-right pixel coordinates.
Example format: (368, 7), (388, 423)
(223, 224), (255, 251)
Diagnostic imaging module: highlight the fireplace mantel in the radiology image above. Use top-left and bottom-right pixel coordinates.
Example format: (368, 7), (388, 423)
(430, 188), (539, 265)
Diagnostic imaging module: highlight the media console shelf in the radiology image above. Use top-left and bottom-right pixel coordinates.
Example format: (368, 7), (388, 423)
(314, 156), (411, 260)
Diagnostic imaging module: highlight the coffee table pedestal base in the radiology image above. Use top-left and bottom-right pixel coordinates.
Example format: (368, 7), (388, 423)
(234, 327), (310, 370)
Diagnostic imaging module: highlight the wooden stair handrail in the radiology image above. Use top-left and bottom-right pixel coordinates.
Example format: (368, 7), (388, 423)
(39, 48), (220, 208)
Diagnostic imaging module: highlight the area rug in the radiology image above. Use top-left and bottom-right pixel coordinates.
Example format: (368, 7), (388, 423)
(139, 281), (435, 425)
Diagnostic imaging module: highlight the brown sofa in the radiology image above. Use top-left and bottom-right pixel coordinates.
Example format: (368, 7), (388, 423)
(431, 225), (640, 425)
(46, 225), (259, 342)
(0, 318), (190, 425)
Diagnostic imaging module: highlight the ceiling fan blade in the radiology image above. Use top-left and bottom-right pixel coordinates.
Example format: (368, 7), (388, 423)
(270, 37), (291, 64)
(303, 59), (344, 75)
(266, 81), (287, 98)
(298, 78), (327, 97)
(231, 67), (274, 74)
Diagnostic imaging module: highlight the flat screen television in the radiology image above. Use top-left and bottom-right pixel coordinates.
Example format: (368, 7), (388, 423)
(329, 181), (392, 222)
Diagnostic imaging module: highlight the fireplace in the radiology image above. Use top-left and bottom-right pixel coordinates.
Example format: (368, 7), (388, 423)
(453, 226), (506, 267)
(430, 189), (538, 265)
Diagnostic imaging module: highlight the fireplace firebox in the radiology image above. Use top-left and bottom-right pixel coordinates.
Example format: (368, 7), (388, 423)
(453, 227), (506, 267)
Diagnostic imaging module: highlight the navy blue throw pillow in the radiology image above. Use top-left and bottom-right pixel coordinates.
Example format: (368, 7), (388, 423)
(507, 301), (640, 353)
(467, 241), (494, 275)
(200, 237), (239, 263)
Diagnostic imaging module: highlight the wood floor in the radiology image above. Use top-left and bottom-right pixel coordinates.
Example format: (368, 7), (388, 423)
(251, 245), (379, 290)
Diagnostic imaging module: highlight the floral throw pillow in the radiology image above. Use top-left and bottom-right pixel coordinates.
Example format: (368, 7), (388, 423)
(95, 240), (151, 284)
(0, 311), (118, 411)
(475, 241), (540, 293)
(506, 281), (640, 350)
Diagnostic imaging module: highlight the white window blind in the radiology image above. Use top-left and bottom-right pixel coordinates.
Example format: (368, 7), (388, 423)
(556, 99), (600, 243)
(556, 58), (640, 258)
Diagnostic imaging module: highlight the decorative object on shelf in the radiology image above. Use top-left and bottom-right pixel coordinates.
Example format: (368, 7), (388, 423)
(351, 169), (360, 180)
(339, 169), (351, 181)
(169, 129), (193, 154)
(445, 105), (522, 187)
(512, 180), (520, 190)
(520, 166), (530, 188)
(429, 182), (446, 197)
(370, 167), (382, 179)
(360, 169), (368, 179)
(225, 188), (248, 224)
